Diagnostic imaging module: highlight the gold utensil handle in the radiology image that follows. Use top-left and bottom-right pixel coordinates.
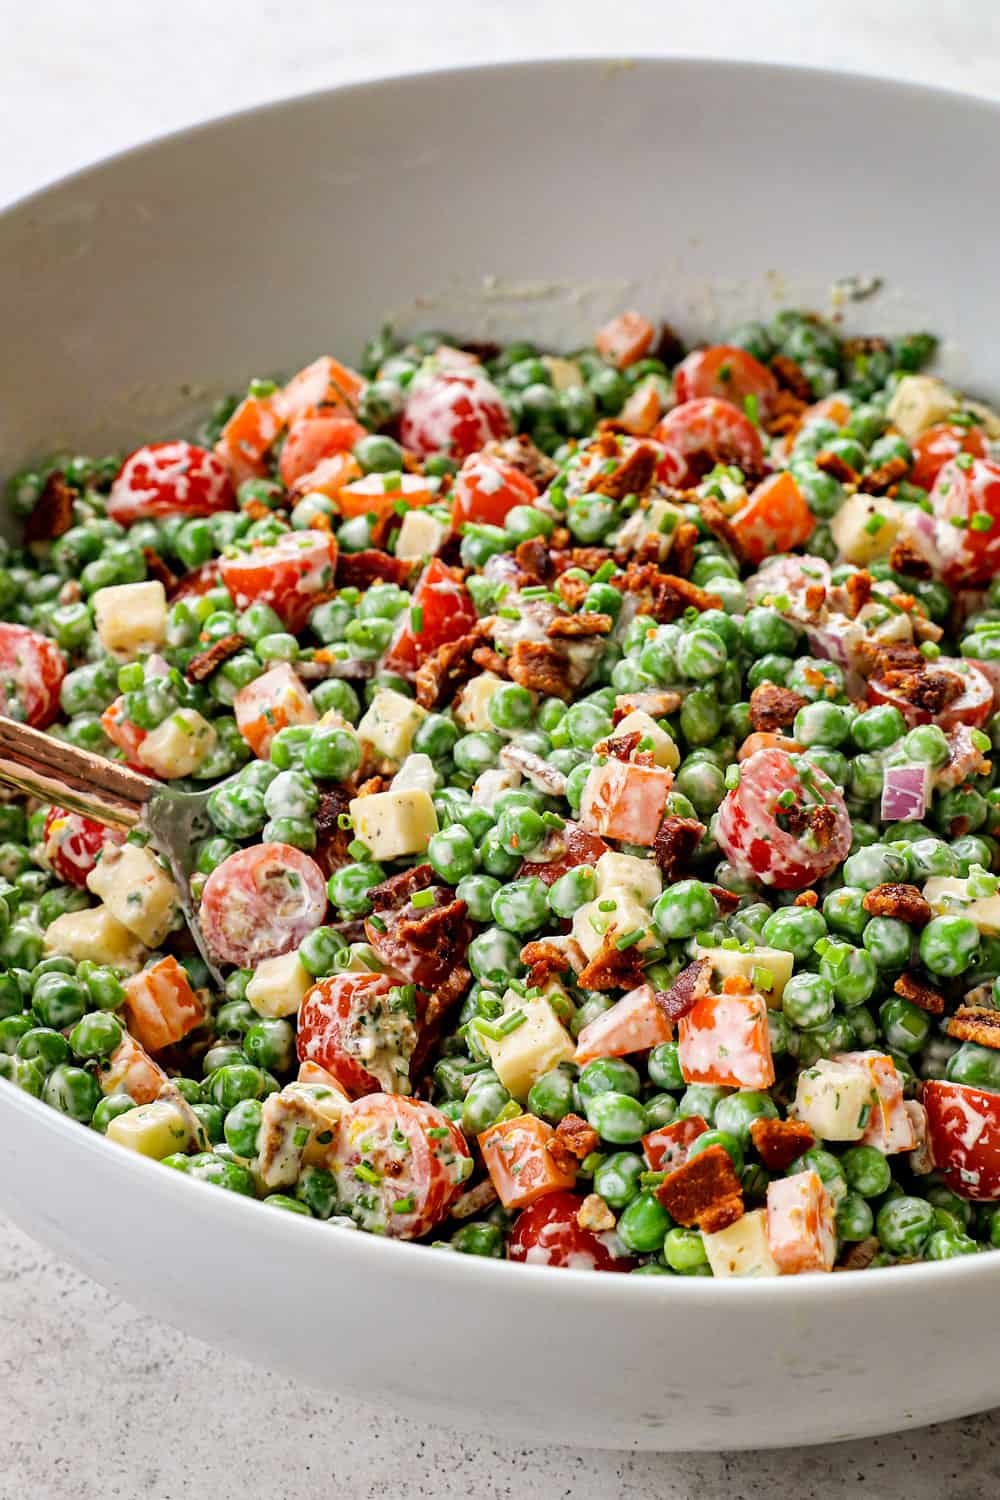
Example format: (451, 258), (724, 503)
(0, 717), (154, 829)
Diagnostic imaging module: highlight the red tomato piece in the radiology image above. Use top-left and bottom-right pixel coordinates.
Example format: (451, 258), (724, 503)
(326, 1093), (470, 1239)
(678, 989), (775, 1089)
(730, 472), (814, 565)
(574, 983), (673, 1064)
(674, 345), (779, 419)
(108, 442), (235, 527)
(219, 529), (338, 633)
(923, 1078), (1000, 1200)
(291, 452), (363, 503)
(170, 561), (222, 600)
(479, 1115), (578, 1209)
(595, 311), (656, 370)
(519, 820), (609, 886)
(579, 759), (673, 847)
(867, 656), (994, 731)
(124, 956), (206, 1055)
(0, 623), (65, 730)
(766, 1169), (837, 1274)
(199, 843), (328, 966)
(233, 663), (318, 758)
(276, 356), (365, 424)
(297, 973), (418, 1097)
(279, 415), (366, 490)
(654, 398), (765, 485)
(336, 471), (434, 521)
(508, 1191), (635, 1271)
(929, 457), (1000, 586)
(716, 747), (851, 890)
(43, 807), (120, 887)
(382, 558), (478, 675)
(400, 369), (511, 460)
(910, 423), (989, 492)
(215, 396), (283, 486)
(642, 1114), (708, 1172)
(100, 695), (158, 775)
(451, 453), (539, 529)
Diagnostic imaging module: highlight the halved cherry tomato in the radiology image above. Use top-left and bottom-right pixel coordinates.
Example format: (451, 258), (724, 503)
(929, 457), (1000, 586)
(400, 369), (511, 460)
(574, 983), (673, 1064)
(297, 973), (416, 1097)
(738, 732), (803, 762)
(802, 395), (853, 428)
(508, 1190), (635, 1271)
(451, 453), (538, 529)
(219, 529), (338, 633)
(716, 747), (852, 889)
(519, 820), (609, 886)
(910, 423), (989, 492)
(108, 442), (235, 527)
(279, 415), (367, 490)
(291, 451), (362, 502)
(199, 843), (328, 966)
(479, 1115), (578, 1209)
(215, 395), (283, 485)
(336, 471), (435, 521)
(674, 345), (779, 418)
(124, 956), (206, 1055)
(867, 656), (994, 731)
(730, 471), (814, 565)
(275, 356), (365, 424)
(382, 558), (478, 675)
(233, 663), (318, 758)
(0, 623), (65, 730)
(595, 311), (656, 370)
(654, 398), (765, 485)
(43, 807), (120, 887)
(923, 1078), (1000, 1200)
(326, 1093), (470, 1239)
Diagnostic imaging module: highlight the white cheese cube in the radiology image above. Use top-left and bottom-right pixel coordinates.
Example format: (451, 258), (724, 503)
(246, 951), (314, 1019)
(695, 945), (794, 1008)
(595, 850), (662, 906)
(455, 673), (506, 732)
(93, 581), (168, 655)
(611, 709), (680, 770)
(922, 876), (1000, 935)
(349, 788), (438, 861)
(357, 688), (427, 768)
(44, 903), (145, 971)
(571, 885), (654, 961)
(391, 753), (438, 795)
(106, 1098), (196, 1159)
(86, 842), (180, 948)
(136, 709), (217, 779)
(792, 1058), (876, 1142)
(703, 1208), (779, 1278)
(258, 1082), (349, 1187)
(830, 494), (903, 566)
(394, 508), (449, 561)
(481, 994), (575, 1101)
(541, 356), (583, 391)
(472, 766), (520, 810)
(886, 375), (956, 443)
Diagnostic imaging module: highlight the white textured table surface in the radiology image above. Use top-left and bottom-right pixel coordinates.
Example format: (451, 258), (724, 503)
(4, 4), (1000, 1496)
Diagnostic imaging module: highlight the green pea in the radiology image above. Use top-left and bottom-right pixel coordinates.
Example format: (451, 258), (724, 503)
(186, 1153), (257, 1196)
(585, 1090), (648, 1144)
(616, 1190), (671, 1253)
(296, 1164), (340, 1219)
(678, 1084), (730, 1124)
(761, 906), (827, 961)
(578, 1057), (642, 1102)
(876, 1194), (935, 1256)
(0, 1014), (32, 1054)
(652, 880), (717, 941)
(920, 914), (979, 977)
(31, 971), (87, 1031)
(92, 1094), (138, 1134)
(82, 965), (125, 1012)
(244, 1018), (295, 1073)
(644, 1093), (677, 1130)
(851, 704), (907, 752)
(69, 1011), (123, 1061)
(467, 927), (524, 987)
(206, 1064), (274, 1111)
(43, 1063), (101, 1123)
(818, 940), (878, 1006)
(462, 1071), (514, 1136)
(412, 713), (460, 761)
(526, 1066), (577, 1125)
(214, 1000), (256, 1040)
(863, 917), (912, 970)
(648, 1041), (685, 1092)
(663, 1225), (709, 1273)
(495, 804), (547, 858)
(208, 782), (267, 840)
(491, 877), (549, 934)
(903, 723), (951, 768)
(16, 1027), (72, 1071)
(946, 1041), (1000, 1091)
(837, 1191), (875, 1243)
(453, 731), (502, 777)
(688, 1128), (744, 1174)
(593, 1150), (644, 1210)
(455, 873), (502, 924)
(788, 1147), (847, 1204)
(840, 1144), (891, 1198)
(713, 1090), (779, 1146)
(821, 885), (870, 940)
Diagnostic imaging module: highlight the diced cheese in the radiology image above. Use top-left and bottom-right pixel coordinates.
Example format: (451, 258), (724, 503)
(541, 355), (583, 390)
(394, 508), (448, 561)
(93, 580), (168, 655)
(886, 374), (956, 443)
(349, 787), (438, 861)
(481, 993), (575, 1101)
(86, 842), (180, 948)
(106, 1098), (196, 1159)
(246, 951), (314, 1018)
(922, 876), (1000, 935)
(472, 766), (520, 810)
(136, 709), (217, 779)
(703, 1208), (779, 1279)
(571, 885), (654, 961)
(356, 688), (427, 768)
(829, 493), (903, 566)
(595, 850), (662, 906)
(965, 399), (1000, 439)
(257, 1081), (349, 1187)
(44, 903), (145, 971)
(391, 753), (438, 794)
(611, 709), (680, 770)
(695, 944), (794, 1007)
(455, 672), (507, 732)
(792, 1058), (875, 1142)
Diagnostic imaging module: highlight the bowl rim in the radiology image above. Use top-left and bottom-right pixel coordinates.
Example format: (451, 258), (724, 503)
(4, 52), (1000, 1305)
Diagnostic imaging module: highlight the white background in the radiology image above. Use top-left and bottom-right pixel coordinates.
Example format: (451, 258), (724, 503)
(4, 3), (1000, 1496)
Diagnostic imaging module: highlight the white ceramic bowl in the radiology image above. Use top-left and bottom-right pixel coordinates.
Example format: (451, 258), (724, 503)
(3, 58), (1000, 1451)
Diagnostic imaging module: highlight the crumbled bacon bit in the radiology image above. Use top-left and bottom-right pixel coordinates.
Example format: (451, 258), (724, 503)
(770, 354), (813, 403)
(670, 519), (699, 578)
(185, 632), (247, 683)
(653, 816), (706, 881)
(937, 723), (992, 790)
(366, 894), (470, 993)
(888, 538), (933, 580)
(595, 730), (641, 763)
(556, 573), (591, 610)
(859, 456), (910, 495)
(655, 1145), (744, 1232)
(312, 788), (354, 875)
(576, 933), (647, 992)
(699, 495), (745, 561)
(587, 443), (658, 502)
(893, 972), (945, 1015)
(947, 1007), (1000, 1049)
(546, 611), (613, 638)
(783, 801), (839, 850)
(548, 1113), (599, 1173)
(514, 536), (553, 582)
(470, 644), (509, 677)
(479, 435), (559, 491)
(616, 562), (722, 623)
(815, 450), (860, 485)
(654, 958), (712, 1022)
(450, 1179), (499, 1220)
(862, 883), (933, 928)
(708, 884), (741, 916)
(416, 633), (478, 710)
(749, 1116), (815, 1171)
(614, 689), (682, 722)
(844, 569), (873, 617)
(520, 937), (586, 987)
(721, 974), (753, 996)
(836, 1236), (882, 1272)
(794, 890), (819, 908)
(764, 389), (808, 436)
(864, 640), (926, 677)
(142, 548), (179, 592)
(334, 549), (413, 589)
(507, 639), (573, 701)
(748, 682), (809, 734)
(370, 864), (436, 911)
(24, 471), (75, 544)
(879, 667), (964, 716)
(577, 1193), (616, 1232)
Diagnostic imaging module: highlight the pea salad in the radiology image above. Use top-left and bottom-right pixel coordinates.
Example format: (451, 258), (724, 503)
(5, 307), (1000, 1278)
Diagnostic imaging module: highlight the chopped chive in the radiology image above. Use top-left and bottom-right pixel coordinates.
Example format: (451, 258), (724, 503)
(411, 888), (435, 909)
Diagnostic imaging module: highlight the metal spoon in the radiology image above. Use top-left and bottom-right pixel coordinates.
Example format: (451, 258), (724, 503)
(0, 718), (227, 985)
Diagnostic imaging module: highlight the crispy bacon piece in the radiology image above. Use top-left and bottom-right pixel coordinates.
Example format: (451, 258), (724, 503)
(862, 883), (932, 928)
(547, 612), (613, 638)
(770, 354), (813, 402)
(859, 456), (910, 495)
(415, 633), (478, 710)
(616, 562), (722, 623)
(142, 547), (179, 593)
(546, 1113), (599, 1175)
(669, 519), (699, 579)
(168, 561), (222, 600)
(587, 443), (658, 502)
(312, 787), (354, 875)
(708, 884), (740, 916)
(749, 1116), (815, 1171)
(938, 724), (992, 791)
(576, 934), (646, 993)
(652, 815), (706, 880)
(334, 548), (413, 589)
(836, 1235), (882, 1272)
(815, 450), (859, 485)
(185, 632), (247, 683)
(748, 682), (809, 734)
(355, 774), (390, 798)
(783, 802), (840, 850)
(654, 958), (712, 1023)
(888, 538), (933, 580)
(576, 1193), (616, 1231)
(514, 537), (554, 583)
(565, 545), (615, 574)
(844, 570), (873, 617)
(555, 573), (590, 610)
(946, 1007), (1000, 1049)
(765, 389), (808, 436)
(508, 639), (573, 701)
(370, 863), (436, 911)
(24, 471), (74, 544)
(595, 729), (642, 763)
(880, 667), (965, 717)
(481, 434), (558, 490)
(699, 495), (745, 561)
(521, 939), (576, 986)
(365, 892), (470, 993)
(655, 1144), (744, 1232)
(893, 972), (945, 1015)
(864, 640), (926, 677)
